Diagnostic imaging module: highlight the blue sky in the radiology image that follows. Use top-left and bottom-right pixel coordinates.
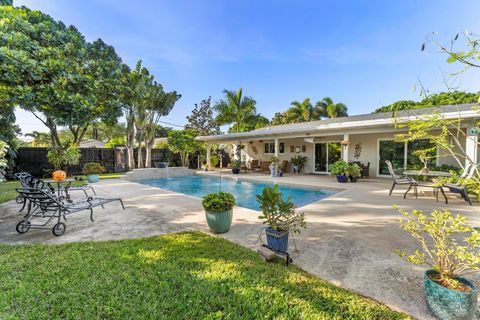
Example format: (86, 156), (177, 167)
(15, 0), (480, 134)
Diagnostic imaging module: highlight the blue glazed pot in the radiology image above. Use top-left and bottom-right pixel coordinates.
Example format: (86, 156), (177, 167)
(205, 209), (233, 234)
(266, 228), (289, 252)
(336, 175), (349, 183)
(87, 174), (100, 183)
(232, 168), (240, 174)
(424, 270), (477, 320)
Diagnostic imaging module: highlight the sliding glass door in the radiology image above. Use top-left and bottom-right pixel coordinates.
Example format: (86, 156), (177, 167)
(315, 142), (341, 173)
(378, 140), (405, 176)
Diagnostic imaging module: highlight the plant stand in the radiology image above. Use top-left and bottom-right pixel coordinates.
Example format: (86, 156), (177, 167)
(260, 244), (293, 266)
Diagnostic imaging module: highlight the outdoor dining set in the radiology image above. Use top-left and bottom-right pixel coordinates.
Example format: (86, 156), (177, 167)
(386, 160), (476, 205)
(14, 172), (124, 236)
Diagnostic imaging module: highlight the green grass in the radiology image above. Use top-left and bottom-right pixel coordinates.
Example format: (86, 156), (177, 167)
(74, 172), (126, 180)
(0, 232), (410, 319)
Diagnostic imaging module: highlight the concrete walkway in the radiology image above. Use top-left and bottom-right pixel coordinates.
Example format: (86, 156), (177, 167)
(1, 173), (479, 319)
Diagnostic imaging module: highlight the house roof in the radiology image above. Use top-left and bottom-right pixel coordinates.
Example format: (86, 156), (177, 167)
(197, 103), (478, 142)
(79, 139), (106, 148)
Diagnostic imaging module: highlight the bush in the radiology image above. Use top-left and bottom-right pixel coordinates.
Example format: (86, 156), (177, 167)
(231, 159), (242, 169)
(257, 185), (306, 233)
(291, 155), (308, 172)
(395, 206), (480, 290)
(202, 192), (236, 212)
(347, 163), (361, 177)
(47, 146), (81, 170)
(82, 162), (105, 175)
(329, 160), (349, 176)
(0, 141), (8, 182)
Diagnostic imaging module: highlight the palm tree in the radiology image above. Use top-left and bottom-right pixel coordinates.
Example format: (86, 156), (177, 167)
(286, 98), (318, 123)
(315, 97), (348, 118)
(214, 88), (258, 133)
(25, 131), (52, 147)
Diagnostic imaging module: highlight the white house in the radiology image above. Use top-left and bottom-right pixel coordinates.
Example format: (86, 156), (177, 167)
(197, 104), (479, 177)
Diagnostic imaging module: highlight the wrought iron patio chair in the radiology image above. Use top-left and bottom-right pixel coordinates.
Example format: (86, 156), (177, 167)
(15, 187), (125, 236)
(443, 164), (477, 205)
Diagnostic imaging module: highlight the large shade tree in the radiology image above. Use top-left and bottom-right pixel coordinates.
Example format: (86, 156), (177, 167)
(0, 6), (124, 152)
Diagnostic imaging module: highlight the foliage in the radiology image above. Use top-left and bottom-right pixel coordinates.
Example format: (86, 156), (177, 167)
(285, 98), (317, 123)
(0, 141), (8, 182)
(231, 159), (242, 169)
(270, 111), (290, 125)
(105, 136), (127, 148)
(209, 154), (219, 168)
(202, 192), (236, 212)
(0, 0), (13, 5)
(213, 88), (268, 133)
(0, 105), (20, 173)
(185, 97), (220, 136)
(315, 97), (348, 118)
(47, 146), (81, 170)
(329, 160), (349, 176)
(167, 129), (200, 167)
(269, 156), (279, 164)
(257, 185), (306, 233)
(0, 232), (408, 319)
(436, 171), (480, 199)
(395, 206), (480, 290)
(82, 162), (106, 176)
(24, 131), (51, 147)
(374, 91), (480, 113)
(0, 6), (124, 150)
(291, 155), (308, 172)
(347, 163), (361, 178)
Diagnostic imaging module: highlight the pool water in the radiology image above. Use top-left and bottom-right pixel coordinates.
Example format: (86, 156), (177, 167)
(139, 175), (336, 211)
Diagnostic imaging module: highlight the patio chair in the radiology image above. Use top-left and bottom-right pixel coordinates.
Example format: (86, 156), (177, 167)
(249, 159), (261, 172)
(385, 160), (416, 196)
(261, 161), (271, 173)
(15, 187), (125, 236)
(443, 164), (477, 205)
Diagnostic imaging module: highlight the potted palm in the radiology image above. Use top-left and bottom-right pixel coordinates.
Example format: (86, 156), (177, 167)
(82, 162), (105, 183)
(291, 155), (307, 173)
(347, 163), (361, 182)
(256, 185), (306, 252)
(329, 160), (349, 183)
(231, 159), (241, 174)
(202, 192), (236, 234)
(395, 206), (479, 320)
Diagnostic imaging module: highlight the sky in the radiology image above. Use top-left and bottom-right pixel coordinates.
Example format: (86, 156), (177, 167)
(13, 0), (480, 135)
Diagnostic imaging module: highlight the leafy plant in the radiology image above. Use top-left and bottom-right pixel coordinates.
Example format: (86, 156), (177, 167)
(269, 156), (280, 164)
(329, 160), (349, 176)
(257, 185), (306, 233)
(202, 192), (236, 212)
(0, 140), (8, 182)
(167, 129), (201, 167)
(347, 163), (361, 178)
(210, 154), (219, 168)
(47, 146), (81, 170)
(291, 155), (308, 172)
(395, 206), (480, 290)
(231, 159), (242, 169)
(82, 163), (106, 176)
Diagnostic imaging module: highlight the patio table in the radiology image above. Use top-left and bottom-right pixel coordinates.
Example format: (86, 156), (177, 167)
(402, 170), (450, 204)
(44, 179), (74, 198)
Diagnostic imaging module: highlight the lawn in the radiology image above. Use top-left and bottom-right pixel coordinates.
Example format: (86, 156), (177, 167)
(0, 232), (410, 319)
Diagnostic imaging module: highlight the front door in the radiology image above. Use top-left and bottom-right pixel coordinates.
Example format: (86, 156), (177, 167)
(314, 142), (342, 173)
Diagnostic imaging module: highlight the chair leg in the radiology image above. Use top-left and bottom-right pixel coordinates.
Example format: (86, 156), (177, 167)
(461, 190), (473, 205)
(439, 187), (448, 204)
(389, 182), (396, 196)
(404, 184), (412, 199)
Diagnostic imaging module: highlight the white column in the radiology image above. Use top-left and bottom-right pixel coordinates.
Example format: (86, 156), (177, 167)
(233, 144), (239, 160)
(466, 127), (478, 166)
(274, 138), (279, 175)
(342, 133), (349, 162)
(206, 143), (211, 171)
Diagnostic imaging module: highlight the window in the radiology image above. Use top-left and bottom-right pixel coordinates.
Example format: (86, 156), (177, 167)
(264, 142), (285, 154)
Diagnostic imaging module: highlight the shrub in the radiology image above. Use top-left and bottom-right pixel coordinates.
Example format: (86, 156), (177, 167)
(291, 155), (308, 172)
(257, 184), (306, 233)
(0, 141), (8, 182)
(329, 160), (349, 176)
(202, 192), (236, 212)
(347, 163), (361, 177)
(82, 162), (105, 175)
(395, 206), (480, 290)
(231, 159), (242, 169)
(47, 146), (81, 170)
(210, 154), (219, 168)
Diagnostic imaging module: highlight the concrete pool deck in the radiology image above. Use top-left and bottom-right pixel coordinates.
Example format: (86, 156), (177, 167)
(1, 172), (479, 319)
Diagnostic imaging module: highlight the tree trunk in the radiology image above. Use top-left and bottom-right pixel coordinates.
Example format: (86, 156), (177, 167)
(137, 133), (144, 169)
(145, 138), (154, 168)
(126, 115), (136, 171)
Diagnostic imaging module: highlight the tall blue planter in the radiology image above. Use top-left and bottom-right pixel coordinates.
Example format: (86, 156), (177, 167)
(336, 175), (348, 183)
(424, 270), (477, 320)
(266, 228), (289, 252)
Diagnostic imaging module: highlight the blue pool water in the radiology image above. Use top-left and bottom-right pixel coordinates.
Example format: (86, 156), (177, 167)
(139, 175), (336, 211)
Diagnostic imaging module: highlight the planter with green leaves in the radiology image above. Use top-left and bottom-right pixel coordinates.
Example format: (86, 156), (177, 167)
(395, 206), (479, 320)
(269, 156), (279, 177)
(329, 160), (349, 183)
(82, 162), (105, 183)
(291, 155), (307, 173)
(257, 185), (306, 252)
(202, 192), (236, 234)
(347, 163), (361, 182)
(231, 160), (241, 174)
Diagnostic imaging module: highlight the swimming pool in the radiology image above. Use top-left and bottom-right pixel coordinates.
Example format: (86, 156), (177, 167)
(139, 175), (336, 211)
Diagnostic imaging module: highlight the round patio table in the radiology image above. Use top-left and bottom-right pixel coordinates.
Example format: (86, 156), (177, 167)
(43, 179), (74, 197)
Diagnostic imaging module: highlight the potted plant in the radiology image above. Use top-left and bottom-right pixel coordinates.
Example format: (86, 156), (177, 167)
(202, 192), (236, 234)
(231, 159), (241, 174)
(269, 156), (279, 177)
(291, 155), (307, 173)
(82, 162), (105, 183)
(347, 163), (361, 182)
(329, 160), (349, 183)
(256, 185), (306, 252)
(395, 206), (479, 320)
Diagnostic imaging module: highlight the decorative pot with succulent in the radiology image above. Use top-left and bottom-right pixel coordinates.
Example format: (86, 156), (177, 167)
(395, 206), (479, 320)
(291, 155), (307, 173)
(329, 160), (349, 183)
(202, 192), (236, 234)
(347, 163), (361, 182)
(231, 159), (241, 174)
(257, 185), (306, 252)
(82, 162), (105, 183)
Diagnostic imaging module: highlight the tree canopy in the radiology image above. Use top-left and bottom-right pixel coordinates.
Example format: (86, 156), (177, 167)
(167, 129), (201, 167)
(185, 97), (220, 136)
